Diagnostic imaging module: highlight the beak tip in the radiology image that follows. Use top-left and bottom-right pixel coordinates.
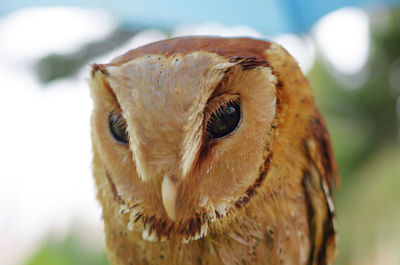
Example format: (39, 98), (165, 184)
(161, 175), (178, 221)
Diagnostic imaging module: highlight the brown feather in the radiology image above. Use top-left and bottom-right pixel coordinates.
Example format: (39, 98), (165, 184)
(89, 37), (338, 265)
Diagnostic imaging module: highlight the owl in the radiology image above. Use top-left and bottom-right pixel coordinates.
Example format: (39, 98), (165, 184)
(89, 37), (338, 265)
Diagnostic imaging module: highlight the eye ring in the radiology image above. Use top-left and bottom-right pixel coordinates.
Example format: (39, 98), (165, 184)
(206, 100), (242, 140)
(108, 111), (129, 145)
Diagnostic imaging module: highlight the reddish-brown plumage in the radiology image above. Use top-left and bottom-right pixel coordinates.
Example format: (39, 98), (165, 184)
(308, 113), (338, 192)
(90, 37), (338, 265)
(110, 37), (271, 67)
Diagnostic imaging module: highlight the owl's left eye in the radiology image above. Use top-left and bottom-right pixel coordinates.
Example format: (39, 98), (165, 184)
(108, 111), (129, 144)
(206, 101), (241, 140)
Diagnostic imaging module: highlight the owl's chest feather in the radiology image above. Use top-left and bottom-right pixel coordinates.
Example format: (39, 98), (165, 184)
(104, 165), (312, 265)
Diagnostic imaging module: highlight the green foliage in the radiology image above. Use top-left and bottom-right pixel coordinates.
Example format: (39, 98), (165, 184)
(36, 29), (137, 84)
(309, 7), (400, 180)
(26, 232), (109, 265)
(336, 143), (400, 264)
(308, 7), (400, 264)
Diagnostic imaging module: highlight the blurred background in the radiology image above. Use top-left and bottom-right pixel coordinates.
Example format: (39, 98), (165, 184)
(0, 1), (399, 264)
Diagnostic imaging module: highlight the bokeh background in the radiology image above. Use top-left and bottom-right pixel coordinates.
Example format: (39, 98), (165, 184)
(1, 1), (400, 265)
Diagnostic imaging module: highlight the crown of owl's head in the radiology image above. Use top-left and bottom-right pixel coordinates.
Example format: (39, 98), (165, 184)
(89, 37), (317, 242)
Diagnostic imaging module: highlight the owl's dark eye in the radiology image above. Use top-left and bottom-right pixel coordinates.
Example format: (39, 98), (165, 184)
(108, 111), (129, 144)
(206, 101), (241, 140)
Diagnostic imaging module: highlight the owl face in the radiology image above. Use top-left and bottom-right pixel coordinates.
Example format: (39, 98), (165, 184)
(90, 38), (279, 241)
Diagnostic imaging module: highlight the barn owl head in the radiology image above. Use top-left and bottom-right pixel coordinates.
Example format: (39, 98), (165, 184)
(89, 37), (333, 247)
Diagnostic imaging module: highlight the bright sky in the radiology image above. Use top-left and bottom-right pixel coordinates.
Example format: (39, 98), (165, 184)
(313, 7), (370, 75)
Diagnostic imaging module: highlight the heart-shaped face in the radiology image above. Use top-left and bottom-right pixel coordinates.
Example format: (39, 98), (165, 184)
(89, 37), (338, 265)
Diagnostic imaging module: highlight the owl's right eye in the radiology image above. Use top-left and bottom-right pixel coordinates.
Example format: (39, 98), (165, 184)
(108, 111), (129, 144)
(206, 100), (241, 140)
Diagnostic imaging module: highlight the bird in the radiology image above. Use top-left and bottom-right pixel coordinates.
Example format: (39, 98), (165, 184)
(89, 36), (338, 265)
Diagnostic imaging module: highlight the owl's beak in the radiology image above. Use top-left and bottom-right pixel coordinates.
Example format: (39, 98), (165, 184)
(161, 175), (178, 221)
